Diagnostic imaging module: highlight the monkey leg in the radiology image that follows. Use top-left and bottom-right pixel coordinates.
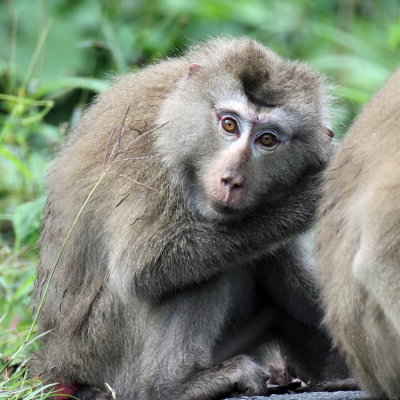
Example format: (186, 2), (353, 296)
(267, 306), (349, 382)
(350, 212), (400, 398)
(72, 386), (111, 400)
(253, 242), (350, 382)
(127, 275), (269, 400)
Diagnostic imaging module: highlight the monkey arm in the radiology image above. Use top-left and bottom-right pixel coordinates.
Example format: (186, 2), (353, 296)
(128, 225), (240, 300)
(116, 208), (315, 301)
(105, 173), (322, 301)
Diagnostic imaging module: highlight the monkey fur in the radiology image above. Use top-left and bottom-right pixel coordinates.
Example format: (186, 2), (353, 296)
(316, 69), (400, 399)
(32, 38), (347, 400)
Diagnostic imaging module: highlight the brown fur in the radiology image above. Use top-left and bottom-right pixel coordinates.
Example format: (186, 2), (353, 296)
(32, 38), (347, 400)
(316, 69), (400, 399)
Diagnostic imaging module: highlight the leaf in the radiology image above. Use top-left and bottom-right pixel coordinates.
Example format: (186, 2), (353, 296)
(33, 77), (110, 99)
(11, 196), (45, 248)
(0, 147), (33, 179)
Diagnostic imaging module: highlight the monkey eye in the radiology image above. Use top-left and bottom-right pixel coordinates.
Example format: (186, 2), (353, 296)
(221, 117), (239, 134)
(256, 130), (280, 149)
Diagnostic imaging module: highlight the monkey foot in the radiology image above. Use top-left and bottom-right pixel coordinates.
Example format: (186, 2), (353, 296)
(53, 384), (111, 400)
(53, 383), (78, 399)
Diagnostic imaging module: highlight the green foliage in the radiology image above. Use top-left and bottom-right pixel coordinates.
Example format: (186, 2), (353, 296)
(0, 0), (399, 397)
(0, 368), (57, 399)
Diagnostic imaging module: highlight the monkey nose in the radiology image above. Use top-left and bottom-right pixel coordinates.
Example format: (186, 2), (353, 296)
(218, 173), (245, 205)
(220, 173), (245, 191)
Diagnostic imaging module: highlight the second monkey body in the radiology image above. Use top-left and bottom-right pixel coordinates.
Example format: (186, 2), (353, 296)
(316, 69), (400, 399)
(32, 38), (347, 399)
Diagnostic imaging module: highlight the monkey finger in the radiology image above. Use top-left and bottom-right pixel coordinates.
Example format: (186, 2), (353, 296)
(72, 385), (112, 400)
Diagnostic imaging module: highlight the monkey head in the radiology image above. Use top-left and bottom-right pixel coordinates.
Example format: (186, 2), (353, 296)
(156, 38), (333, 222)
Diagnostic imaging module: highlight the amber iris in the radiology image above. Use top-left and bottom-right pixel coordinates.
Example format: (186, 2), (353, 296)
(221, 117), (238, 133)
(259, 132), (279, 148)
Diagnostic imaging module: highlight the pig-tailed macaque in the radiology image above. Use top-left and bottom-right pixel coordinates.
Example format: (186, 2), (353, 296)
(316, 69), (400, 399)
(31, 37), (348, 400)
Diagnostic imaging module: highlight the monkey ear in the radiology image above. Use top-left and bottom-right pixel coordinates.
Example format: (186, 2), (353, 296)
(188, 63), (202, 77)
(325, 127), (334, 140)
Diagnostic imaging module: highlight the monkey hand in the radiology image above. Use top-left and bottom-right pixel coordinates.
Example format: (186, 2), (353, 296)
(70, 385), (111, 400)
(181, 355), (269, 399)
(219, 355), (270, 398)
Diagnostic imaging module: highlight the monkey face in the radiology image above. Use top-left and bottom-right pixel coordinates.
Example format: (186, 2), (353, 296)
(157, 99), (332, 223)
(198, 104), (330, 222)
(199, 104), (288, 216)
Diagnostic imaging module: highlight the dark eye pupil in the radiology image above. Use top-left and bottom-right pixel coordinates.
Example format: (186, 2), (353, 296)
(222, 118), (237, 132)
(260, 133), (278, 147)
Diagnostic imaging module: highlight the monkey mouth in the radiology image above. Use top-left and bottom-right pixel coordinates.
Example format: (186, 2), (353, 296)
(209, 199), (246, 215)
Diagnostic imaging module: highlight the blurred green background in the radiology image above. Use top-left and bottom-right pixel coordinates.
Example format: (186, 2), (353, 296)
(0, 0), (399, 394)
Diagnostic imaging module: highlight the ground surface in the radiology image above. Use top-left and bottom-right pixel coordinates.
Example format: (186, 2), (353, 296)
(228, 391), (369, 400)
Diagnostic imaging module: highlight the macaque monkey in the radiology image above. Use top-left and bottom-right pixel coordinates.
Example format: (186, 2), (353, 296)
(31, 37), (347, 400)
(316, 69), (400, 399)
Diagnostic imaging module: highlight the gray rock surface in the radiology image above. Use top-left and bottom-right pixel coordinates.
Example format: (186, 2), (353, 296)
(227, 391), (369, 400)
